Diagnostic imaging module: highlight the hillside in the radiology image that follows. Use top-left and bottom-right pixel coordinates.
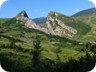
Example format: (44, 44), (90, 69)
(78, 14), (96, 41)
(13, 11), (91, 39)
(44, 12), (91, 38)
(72, 8), (96, 41)
(0, 18), (10, 25)
(0, 10), (96, 72)
(72, 8), (96, 17)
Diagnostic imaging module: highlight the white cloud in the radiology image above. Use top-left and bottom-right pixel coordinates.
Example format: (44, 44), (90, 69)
(75, 9), (80, 12)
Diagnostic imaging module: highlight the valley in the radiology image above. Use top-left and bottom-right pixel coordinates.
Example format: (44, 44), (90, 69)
(0, 8), (96, 72)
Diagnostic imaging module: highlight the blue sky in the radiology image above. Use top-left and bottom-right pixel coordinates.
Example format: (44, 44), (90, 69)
(0, 0), (95, 18)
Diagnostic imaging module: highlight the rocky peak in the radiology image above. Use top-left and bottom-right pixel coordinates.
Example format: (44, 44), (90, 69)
(16, 10), (29, 18)
(48, 11), (58, 19)
(14, 11), (50, 34)
(45, 11), (77, 38)
(15, 10), (29, 23)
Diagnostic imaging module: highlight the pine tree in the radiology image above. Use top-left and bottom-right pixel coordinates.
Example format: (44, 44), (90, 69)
(32, 34), (42, 72)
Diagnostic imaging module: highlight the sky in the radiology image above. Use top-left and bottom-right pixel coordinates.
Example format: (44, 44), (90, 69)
(0, 0), (95, 18)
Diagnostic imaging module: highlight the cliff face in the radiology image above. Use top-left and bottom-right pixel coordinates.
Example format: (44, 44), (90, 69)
(15, 11), (29, 23)
(45, 12), (77, 37)
(14, 11), (90, 38)
(25, 19), (49, 34)
(15, 11), (49, 34)
(14, 11), (78, 38)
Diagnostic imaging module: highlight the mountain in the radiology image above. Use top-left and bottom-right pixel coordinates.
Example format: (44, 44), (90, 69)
(15, 10), (29, 23)
(0, 9), (95, 72)
(72, 8), (96, 41)
(8, 11), (90, 39)
(44, 12), (90, 38)
(16, 10), (29, 18)
(14, 11), (49, 34)
(33, 17), (47, 26)
(72, 8), (96, 17)
(0, 10), (91, 39)
(72, 8), (96, 24)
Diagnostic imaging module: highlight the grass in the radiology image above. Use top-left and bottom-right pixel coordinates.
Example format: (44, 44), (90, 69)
(48, 12), (91, 39)
(74, 14), (96, 41)
(0, 17), (95, 72)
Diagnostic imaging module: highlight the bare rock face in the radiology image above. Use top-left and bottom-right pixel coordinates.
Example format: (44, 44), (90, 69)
(15, 10), (29, 23)
(45, 12), (77, 38)
(15, 11), (50, 34)
(25, 19), (50, 34)
(25, 19), (40, 29)
(15, 11), (78, 38)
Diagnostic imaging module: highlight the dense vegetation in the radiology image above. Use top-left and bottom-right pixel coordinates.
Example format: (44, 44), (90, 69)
(0, 18), (10, 25)
(0, 18), (96, 72)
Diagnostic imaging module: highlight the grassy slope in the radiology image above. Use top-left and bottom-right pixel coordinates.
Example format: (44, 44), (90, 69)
(72, 8), (96, 17)
(71, 8), (96, 41)
(0, 18), (10, 25)
(74, 13), (96, 41)
(0, 18), (95, 71)
(0, 18), (91, 60)
(49, 12), (91, 39)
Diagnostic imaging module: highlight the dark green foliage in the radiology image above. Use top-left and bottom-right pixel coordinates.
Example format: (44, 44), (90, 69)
(54, 47), (61, 61)
(53, 20), (59, 30)
(49, 20), (59, 30)
(0, 35), (23, 42)
(0, 34), (95, 72)
(0, 15), (96, 72)
(0, 53), (95, 72)
(47, 34), (80, 45)
(0, 18), (10, 25)
(85, 43), (96, 54)
(0, 53), (32, 72)
(31, 35), (43, 72)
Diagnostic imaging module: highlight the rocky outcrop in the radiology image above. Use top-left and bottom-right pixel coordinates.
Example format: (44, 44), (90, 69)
(15, 11), (49, 34)
(25, 19), (49, 34)
(15, 11), (78, 38)
(15, 10), (29, 23)
(45, 12), (77, 37)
